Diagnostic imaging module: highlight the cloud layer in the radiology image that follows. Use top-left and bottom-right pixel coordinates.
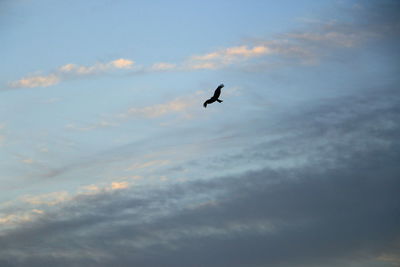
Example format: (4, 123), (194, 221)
(8, 8), (388, 90)
(1, 86), (399, 267)
(9, 58), (134, 88)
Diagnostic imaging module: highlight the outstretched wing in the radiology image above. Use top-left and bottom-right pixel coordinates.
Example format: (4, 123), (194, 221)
(212, 84), (224, 99)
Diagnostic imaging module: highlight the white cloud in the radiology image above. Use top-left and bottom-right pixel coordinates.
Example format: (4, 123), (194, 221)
(186, 45), (270, 70)
(188, 62), (219, 70)
(9, 74), (60, 88)
(59, 58), (134, 75)
(82, 181), (131, 193)
(8, 21), (372, 90)
(192, 45), (269, 61)
(111, 58), (134, 69)
(9, 58), (134, 89)
(111, 181), (130, 190)
(32, 209), (45, 214)
(7, 17), (378, 91)
(185, 20), (377, 70)
(118, 96), (197, 119)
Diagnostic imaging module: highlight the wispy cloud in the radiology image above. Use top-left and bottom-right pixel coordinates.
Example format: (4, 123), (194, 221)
(180, 21), (374, 70)
(111, 181), (130, 190)
(22, 191), (70, 206)
(0, 212), (36, 226)
(149, 62), (177, 71)
(185, 45), (270, 69)
(126, 159), (170, 171)
(0, 83), (399, 266)
(118, 90), (205, 119)
(64, 91), (203, 132)
(58, 58), (133, 75)
(67, 87), (239, 132)
(286, 31), (360, 47)
(7, 17), (382, 90)
(119, 98), (193, 118)
(65, 120), (117, 131)
(9, 58), (134, 88)
(9, 74), (61, 88)
(0, 180), (133, 231)
(21, 158), (34, 164)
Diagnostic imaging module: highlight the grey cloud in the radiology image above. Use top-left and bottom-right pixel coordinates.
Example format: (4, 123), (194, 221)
(243, 0), (400, 73)
(0, 83), (399, 267)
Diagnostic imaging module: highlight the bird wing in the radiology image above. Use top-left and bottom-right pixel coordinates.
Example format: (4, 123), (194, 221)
(212, 84), (224, 98)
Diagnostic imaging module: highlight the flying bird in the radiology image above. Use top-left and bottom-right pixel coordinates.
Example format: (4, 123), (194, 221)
(203, 84), (224, 108)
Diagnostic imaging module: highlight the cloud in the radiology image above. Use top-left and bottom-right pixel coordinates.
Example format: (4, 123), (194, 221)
(0, 213), (32, 225)
(126, 159), (170, 171)
(65, 89), (209, 134)
(65, 120), (117, 131)
(192, 45), (270, 61)
(21, 158), (34, 164)
(0, 84), (399, 266)
(9, 74), (60, 88)
(150, 62), (176, 71)
(376, 254), (400, 265)
(63, 84), (240, 139)
(8, 19), (378, 89)
(9, 58), (134, 88)
(117, 91), (204, 119)
(0, 180), (133, 230)
(21, 191), (70, 206)
(121, 99), (191, 118)
(110, 182), (129, 190)
(286, 31), (361, 47)
(183, 43), (314, 70)
(183, 20), (375, 71)
(7, 0), (398, 92)
(111, 58), (134, 69)
(58, 58), (134, 76)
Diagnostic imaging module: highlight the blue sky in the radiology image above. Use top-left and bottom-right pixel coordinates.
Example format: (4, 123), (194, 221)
(1, 1), (399, 266)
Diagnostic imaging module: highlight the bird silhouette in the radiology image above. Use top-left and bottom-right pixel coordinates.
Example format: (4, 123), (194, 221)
(203, 84), (224, 108)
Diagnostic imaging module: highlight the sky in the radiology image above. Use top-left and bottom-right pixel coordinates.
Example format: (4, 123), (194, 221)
(0, 0), (399, 266)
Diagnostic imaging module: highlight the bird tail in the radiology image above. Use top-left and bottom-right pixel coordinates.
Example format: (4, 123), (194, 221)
(217, 99), (223, 103)
(203, 102), (207, 108)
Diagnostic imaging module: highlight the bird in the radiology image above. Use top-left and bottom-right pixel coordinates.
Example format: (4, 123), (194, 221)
(203, 84), (224, 108)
